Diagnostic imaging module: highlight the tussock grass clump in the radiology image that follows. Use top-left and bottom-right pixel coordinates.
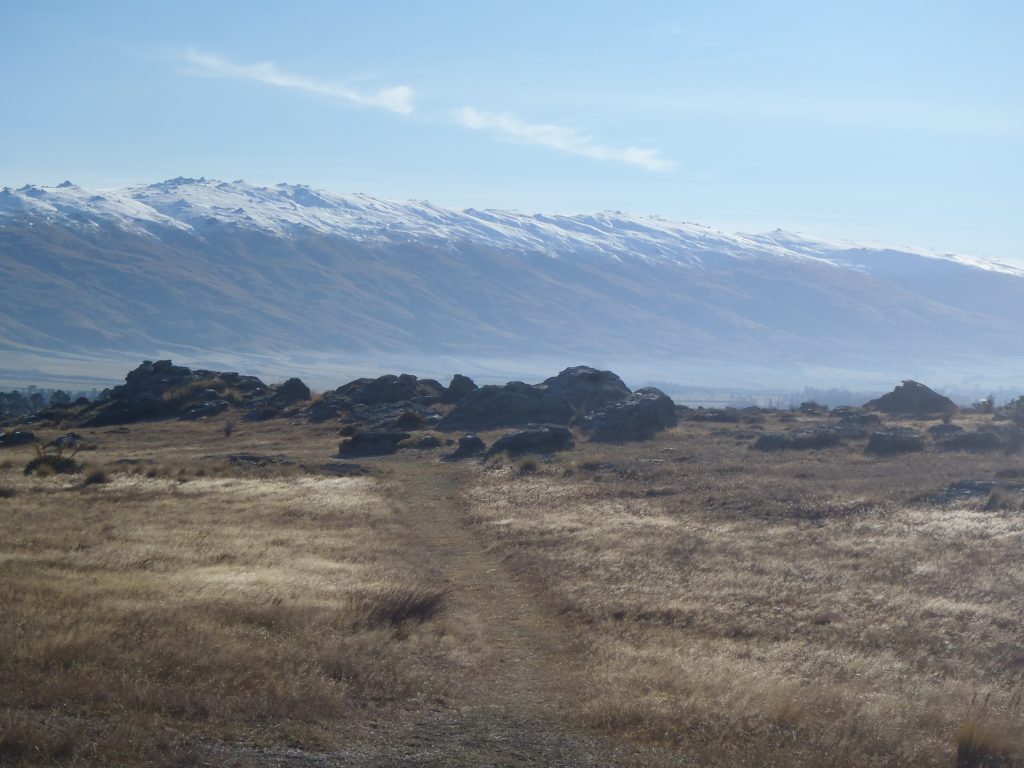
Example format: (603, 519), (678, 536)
(353, 584), (449, 627)
(956, 696), (1024, 768)
(23, 443), (80, 476)
(984, 486), (1019, 512)
(0, 482), (15, 498)
(0, 711), (78, 766)
(82, 467), (109, 485)
(516, 457), (539, 475)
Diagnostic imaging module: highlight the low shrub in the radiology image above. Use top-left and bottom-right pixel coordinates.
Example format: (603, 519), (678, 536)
(23, 443), (81, 476)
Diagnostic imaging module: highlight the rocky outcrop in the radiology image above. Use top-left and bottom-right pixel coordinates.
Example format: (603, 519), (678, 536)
(445, 374), (478, 403)
(865, 381), (957, 416)
(865, 427), (925, 456)
(581, 388), (677, 442)
(179, 400), (230, 420)
(539, 366), (631, 413)
(488, 425), (575, 456)
(304, 373), (445, 425)
(437, 381), (570, 432)
(77, 360), (267, 426)
(273, 378), (312, 406)
(335, 374), (445, 406)
(438, 366), (632, 432)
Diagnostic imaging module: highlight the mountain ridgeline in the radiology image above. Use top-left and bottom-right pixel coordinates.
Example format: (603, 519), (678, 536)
(2, 177), (1022, 388)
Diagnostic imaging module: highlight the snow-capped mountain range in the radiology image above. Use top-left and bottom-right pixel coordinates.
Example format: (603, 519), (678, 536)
(1, 178), (1022, 388)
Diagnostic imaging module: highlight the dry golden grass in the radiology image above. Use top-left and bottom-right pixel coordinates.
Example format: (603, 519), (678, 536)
(464, 414), (1024, 766)
(0, 430), (454, 766)
(3, 411), (1024, 765)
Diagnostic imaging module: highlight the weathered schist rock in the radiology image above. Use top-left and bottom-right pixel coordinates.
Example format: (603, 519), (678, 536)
(865, 427), (926, 456)
(438, 366), (630, 432)
(831, 410), (882, 439)
(487, 424), (575, 456)
(304, 373), (445, 425)
(0, 429), (37, 448)
(336, 430), (412, 457)
(865, 380), (957, 417)
(444, 374), (478, 403)
(938, 430), (1003, 453)
(445, 433), (486, 460)
(244, 377), (312, 420)
(581, 387), (677, 442)
(77, 360), (268, 426)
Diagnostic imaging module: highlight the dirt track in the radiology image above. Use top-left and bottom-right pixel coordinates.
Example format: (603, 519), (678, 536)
(213, 459), (674, 767)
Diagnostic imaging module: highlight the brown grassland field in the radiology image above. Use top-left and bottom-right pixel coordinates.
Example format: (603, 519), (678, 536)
(1, 409), (1023, 766)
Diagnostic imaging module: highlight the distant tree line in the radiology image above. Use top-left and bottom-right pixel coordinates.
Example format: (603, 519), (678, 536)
(0, 387), (101, 419)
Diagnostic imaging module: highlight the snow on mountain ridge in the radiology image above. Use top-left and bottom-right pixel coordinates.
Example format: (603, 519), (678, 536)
(0, 178), (1014, 276)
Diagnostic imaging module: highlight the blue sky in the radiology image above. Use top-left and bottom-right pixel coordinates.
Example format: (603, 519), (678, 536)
(2, 1), (1021, 261)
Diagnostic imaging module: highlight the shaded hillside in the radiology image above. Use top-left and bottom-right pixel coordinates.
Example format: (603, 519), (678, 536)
(2, 179), (1023, 385)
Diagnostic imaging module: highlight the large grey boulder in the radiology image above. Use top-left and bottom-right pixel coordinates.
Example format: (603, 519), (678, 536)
(539, 366), (631, 414)
(487, 425), (575, 456)
(337, 430), (411, 457)
(865, 427), (925, 456)
(445, 433), (486, 460)
(581, 388), (677, 442)
(445, 374), (478, 403)
(0, 429), (37, 448)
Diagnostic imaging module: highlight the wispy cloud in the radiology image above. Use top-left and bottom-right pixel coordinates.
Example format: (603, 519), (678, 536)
(456, 107), (674, 172)
(178, 48), (414, 115)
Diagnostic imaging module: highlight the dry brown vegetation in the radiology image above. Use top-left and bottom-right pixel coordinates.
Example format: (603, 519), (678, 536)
(464, 413), (1024, 767)
(0, 423), (456, 766)
(1, 411), (1023, 766)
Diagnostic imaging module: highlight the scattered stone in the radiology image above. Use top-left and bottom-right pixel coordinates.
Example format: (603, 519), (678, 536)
(337, 430), (411, 457)
(488, 424), (575, 456)
(225, 453), (297, 466)
(318, 461), (370, 477)
(787, 427), (841, 450)
(581, 388), (677, 442)
(47, 433), (88, 450)
(938, 431), (1002, 452)
(752, 433), (789, 451)
(0, 430), (37, 448)
(402, 434), (442, 449)
(865, 380), (957, 416)
(752, 427), (840, 451)
(445, 433), (486, 461)
(865, 427), (925, 456)
(928, 423), (964, 438)
(179, 400), (230, 420)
